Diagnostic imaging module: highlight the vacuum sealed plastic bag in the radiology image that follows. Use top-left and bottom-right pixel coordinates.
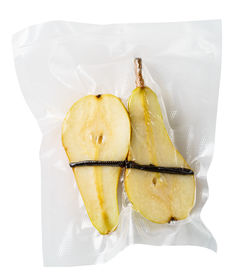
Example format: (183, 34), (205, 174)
(13, 20), (221, 266)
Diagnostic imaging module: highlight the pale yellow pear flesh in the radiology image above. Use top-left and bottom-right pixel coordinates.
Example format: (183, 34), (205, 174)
(125, 87), (195, 223)
(62, 94), (130, 234)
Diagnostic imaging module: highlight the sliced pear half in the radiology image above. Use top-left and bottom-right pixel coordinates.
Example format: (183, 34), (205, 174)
(125, 58), (195, 223)
(62, 94), (130, 234)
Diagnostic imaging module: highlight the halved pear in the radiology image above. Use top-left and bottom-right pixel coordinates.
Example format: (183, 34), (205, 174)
(125, 58), (195, 223)
(62, 94), (130, 234)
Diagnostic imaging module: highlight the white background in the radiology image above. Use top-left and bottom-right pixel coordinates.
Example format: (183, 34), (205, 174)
(0, 0), (249, 279)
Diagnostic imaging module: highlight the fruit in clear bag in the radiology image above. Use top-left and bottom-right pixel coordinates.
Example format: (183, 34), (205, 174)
(62, 94), (130, 234)
(125, 58), (195, 223)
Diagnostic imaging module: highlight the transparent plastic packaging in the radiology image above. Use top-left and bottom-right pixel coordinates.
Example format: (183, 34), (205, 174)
(13, 20), (221, 266)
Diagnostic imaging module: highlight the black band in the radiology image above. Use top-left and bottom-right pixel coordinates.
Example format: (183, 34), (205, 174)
(70, 160), (125, 168)
(124, 161), (194, 175)
(69, 160), (194, 175)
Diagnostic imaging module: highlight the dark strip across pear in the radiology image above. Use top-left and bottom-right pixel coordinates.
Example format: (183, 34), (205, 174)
(69, 160), (194, 175)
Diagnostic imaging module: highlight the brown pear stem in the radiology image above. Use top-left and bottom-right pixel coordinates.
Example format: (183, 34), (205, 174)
(134, 58), (144, 88)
